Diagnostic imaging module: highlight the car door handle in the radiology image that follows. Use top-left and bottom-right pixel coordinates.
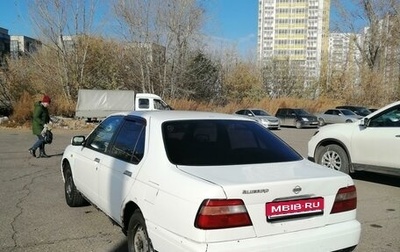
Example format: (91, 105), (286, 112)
(94, 158), (100, 163)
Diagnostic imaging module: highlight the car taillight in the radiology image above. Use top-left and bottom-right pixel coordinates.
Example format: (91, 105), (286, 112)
(195, 199), (252, 229)
(331, 185), (357, 214)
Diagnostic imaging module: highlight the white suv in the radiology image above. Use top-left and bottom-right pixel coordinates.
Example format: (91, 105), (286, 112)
(308, 101), (400, 177)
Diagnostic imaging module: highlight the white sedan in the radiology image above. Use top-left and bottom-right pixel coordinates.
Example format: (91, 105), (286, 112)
(315, 109), (362, 126)
(308, 101), (400, 177)
(234, 108), (280, 129)
(61, 110), (360, 252)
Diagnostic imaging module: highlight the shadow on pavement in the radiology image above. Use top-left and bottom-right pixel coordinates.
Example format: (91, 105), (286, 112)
(112, 240), (128, 252)
(352, 171), (400, 188)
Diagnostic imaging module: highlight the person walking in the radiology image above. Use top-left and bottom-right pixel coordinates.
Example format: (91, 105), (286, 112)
(29, 95), (51, 158)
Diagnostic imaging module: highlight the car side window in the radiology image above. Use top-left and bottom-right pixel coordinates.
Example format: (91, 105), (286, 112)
(109, 119), (146, 164)
(138, 98), (150, 109)
(369, 105), (400, 127)
(85, 116), (123, 153)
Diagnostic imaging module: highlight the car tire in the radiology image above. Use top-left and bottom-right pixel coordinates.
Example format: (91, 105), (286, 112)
(64, 164), (86, 207)
(345, 119), (353, 123)
(318, 118), (326, 126)
(317, 144), (350, 174)
(128, 210), (154, 252)
(295, 121), (302, 129)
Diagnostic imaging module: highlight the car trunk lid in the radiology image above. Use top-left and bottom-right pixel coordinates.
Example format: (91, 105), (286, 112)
(177, 159), (355, 236)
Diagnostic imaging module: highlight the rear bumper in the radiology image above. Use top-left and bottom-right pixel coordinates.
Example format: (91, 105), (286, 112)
(149, 220), (361, 252)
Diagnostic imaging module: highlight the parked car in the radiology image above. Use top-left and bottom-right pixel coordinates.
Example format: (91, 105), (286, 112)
(308, 101), (400, 177)
(235, 108), (280, 129)
(336, 105), (371, 117)
(275, 108), (319, 129)
(62, 110), (360, 252)
(316, 109), (362, 126)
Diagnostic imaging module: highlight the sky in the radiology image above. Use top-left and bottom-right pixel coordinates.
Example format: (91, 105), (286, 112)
(0, 0), (357, 56)
(1, 0), (257, 55)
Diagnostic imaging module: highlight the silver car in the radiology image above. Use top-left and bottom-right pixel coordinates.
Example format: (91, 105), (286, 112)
(316, 109), (362, 126)
(235, 108), (280, 129)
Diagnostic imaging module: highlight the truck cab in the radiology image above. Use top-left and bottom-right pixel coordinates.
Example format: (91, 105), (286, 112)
(136, 93), (172, 111)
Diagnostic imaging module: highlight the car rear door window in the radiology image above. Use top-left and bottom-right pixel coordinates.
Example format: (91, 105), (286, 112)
(110, 119), (146, 164)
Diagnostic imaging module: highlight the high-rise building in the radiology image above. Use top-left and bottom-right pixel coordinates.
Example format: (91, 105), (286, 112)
(257, 0), (330, 79)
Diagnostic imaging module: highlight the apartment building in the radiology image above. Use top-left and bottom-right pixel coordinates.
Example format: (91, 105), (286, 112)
(257, 0), (330, 78)
(328, 33), (360, 71)
(10, 35), (41, 58)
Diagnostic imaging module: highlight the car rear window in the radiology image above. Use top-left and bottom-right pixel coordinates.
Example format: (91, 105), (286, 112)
(162, 120), (302, 166)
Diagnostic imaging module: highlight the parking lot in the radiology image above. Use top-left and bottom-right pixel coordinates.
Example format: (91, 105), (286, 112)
(0, 126), (398, 252)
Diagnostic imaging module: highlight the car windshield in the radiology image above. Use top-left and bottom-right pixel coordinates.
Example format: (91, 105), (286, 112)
(293, 109), (311, 116)
(162, 120), (302, 166)
(252, 110), (271, 116)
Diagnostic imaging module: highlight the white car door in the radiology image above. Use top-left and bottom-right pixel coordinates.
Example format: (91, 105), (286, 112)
(76, 116), (123, 206)
(72, 147), (101, 205)
(97, 119), (146, 221)
(350, 105), (400, 169)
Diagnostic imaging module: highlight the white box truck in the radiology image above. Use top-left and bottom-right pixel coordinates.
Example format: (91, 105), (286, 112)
(75, 89), (172, 119)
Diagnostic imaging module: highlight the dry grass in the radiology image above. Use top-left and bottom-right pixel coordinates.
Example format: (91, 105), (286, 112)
(10, 92), (35, 125)
(169, 97), (343, 115)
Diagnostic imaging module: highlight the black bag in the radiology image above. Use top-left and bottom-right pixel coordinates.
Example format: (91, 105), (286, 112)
(43, 130), (53, 144)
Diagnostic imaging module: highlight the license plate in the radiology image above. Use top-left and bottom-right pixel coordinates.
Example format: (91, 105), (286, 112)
(266, 197), (324, 221)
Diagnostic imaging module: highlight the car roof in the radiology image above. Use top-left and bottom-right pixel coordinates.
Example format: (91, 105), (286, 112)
(331, 108), (352, 112)
(236, 108), (269, 112)
(336, 105), (366, 109)
(116, 110), (253, 122)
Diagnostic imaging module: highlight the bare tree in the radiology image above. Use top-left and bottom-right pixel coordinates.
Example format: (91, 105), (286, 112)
(28, 0), (106, 102)
(113, 0), (206, 98)
(262, 58), (306, 98)
(331, 0), (400, 103)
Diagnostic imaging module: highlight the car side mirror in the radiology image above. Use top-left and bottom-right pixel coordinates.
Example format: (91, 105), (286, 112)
(358, 118), (368, 127)
(71, 135), (86, 146)
(247, 113), (253, 116)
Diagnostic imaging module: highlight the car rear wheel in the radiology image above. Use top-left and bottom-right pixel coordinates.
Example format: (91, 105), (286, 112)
(318, 118), (326, 126)
(317, 144), (350, 174)
(64, 164), (86, 207)
(128, 210), (154, 252)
